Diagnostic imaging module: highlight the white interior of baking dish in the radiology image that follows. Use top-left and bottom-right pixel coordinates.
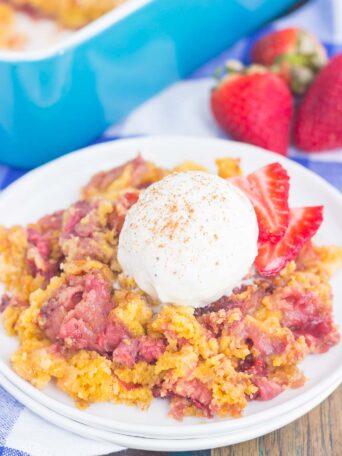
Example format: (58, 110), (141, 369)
(0, 0), (150, 61)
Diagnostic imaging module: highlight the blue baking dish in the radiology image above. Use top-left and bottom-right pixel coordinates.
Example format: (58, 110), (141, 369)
(0, 0), (297, 168)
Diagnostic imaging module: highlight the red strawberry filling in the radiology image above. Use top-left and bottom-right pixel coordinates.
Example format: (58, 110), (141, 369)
(112, 336), (167, 367)
(38, 272), (115, 351)
(269, 287), (340, 353)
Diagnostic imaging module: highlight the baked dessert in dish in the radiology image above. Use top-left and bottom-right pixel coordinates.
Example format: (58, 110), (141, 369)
(0, 0), (125, 50)
(0, 155), (340, 420)
(0, 3), (27, 50)
(5, 0), (125, 28)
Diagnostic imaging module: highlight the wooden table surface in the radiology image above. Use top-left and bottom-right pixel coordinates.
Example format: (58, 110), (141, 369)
(112, 384), (341, 456)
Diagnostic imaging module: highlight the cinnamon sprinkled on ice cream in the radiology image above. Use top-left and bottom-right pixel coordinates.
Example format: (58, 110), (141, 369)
(118, 172), (258, 307)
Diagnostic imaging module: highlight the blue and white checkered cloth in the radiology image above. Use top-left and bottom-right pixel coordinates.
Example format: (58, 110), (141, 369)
(0, 0), (341, 455)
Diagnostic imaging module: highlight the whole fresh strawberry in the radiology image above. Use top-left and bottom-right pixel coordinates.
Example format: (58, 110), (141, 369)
(251, 28), (327, 94)
(294, 54), (342, 152)
(210, 64), (293, 155)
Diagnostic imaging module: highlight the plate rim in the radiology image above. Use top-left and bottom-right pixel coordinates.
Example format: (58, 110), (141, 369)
(0, 136), (341, 208)
(0, 371), (340, 451)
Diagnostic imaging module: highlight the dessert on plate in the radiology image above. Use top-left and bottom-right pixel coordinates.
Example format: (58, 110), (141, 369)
(0, 155), (341, 420)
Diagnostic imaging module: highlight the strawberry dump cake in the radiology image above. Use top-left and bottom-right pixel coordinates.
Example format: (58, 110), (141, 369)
(0, 155), (341, 419)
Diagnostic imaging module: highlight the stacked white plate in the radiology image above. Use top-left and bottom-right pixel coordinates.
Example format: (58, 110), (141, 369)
(0, 137), (341, 451)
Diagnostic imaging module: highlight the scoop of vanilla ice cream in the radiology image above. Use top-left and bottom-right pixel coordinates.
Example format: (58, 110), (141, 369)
(118, 171), (258, 308)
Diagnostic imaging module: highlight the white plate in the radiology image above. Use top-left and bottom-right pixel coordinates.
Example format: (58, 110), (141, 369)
(0, 137), (341, 440)
(0, 371), (340, 451)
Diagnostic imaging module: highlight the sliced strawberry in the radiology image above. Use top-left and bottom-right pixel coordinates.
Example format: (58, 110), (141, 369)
(255, 206), (324, 277)
(231, 163), (290, 243)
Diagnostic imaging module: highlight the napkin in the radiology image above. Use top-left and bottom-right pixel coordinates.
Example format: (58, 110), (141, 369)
(0, 0), (341, 455)
(0, 384), (122, 455)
